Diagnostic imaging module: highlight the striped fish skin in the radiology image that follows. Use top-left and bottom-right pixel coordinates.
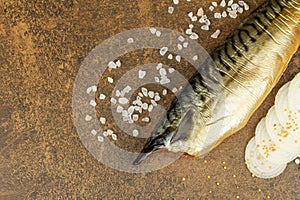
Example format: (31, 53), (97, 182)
(134, 0), (300, 164)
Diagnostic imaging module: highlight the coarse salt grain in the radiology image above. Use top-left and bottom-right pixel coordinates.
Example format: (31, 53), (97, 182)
(154, 95), (161, 102)
(160, 47), (168, 56)
(159, 68), (167, 76)
(103, 131), (108, 137)
(185, 28), (192, 35)
(91, 129), (97, 136)
(132, 114), (139, 121)
(156, 30), (161, 37)
(237, 7), (243, 13)
(209, 5), (214, 11)
(149, 27), (156, 34)
(178, 35), (185, 42)
(99, 93), (106, 100)
(173, 0), (179, 5)
(148, 91), (155, 98)
(244, 3), (249, 10)
(197, 8), (204, 16)
(168, 54), (173, 60)
(228, 0), (233, 6)
(116, 105), (123, 113)
(168, 6), (174, 14)
(132, 129), (139, 137)
(160, 77), (170, 84)
(110, 97), (117, 104)
(163, 89), (167, 95)
(108, 77), (114, 83)
(211, 29), (221, 38)
(111, 134), (117, 140)
(108, 61), (117, 69)
(119, 97), (129, 104)
(190, 32), (199, 40)
(172, 87), (178, 93)
(127, 37), (134, 43)
(229, 11), (237, 19)
(212, 1), (217, 7)
(201, 25), (209, 30)
(183, 42), (189, 48)
(154, 76), (160, 83)
(116, 60), (121, 68)
(193, 55), (198, 61)
(142, 117), (150, 122)
(231, 3), (239, 10)
(97, 135), (104, 142)
(214, 12), (222, 19)
(222, 11), (227, 18)
(220, 0), (226, 7)
(189, 24), (194, 29)
(89, 100), (97, 107)
(175, 55), (181, 62)
(141, 87), (148, 97)
(157, 63), (163, 70)
(138, 70), (146, 79)
(148, 104), (154, 112)
(107, 129), (114, 135)
(188, 12), (193, 18)
(85, 115), (92, 121)
(177, 43), (183, 50)
(100, 117), (106, 124)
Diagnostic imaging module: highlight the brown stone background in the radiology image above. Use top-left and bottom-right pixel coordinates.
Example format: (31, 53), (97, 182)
(0, 0), (299, 199)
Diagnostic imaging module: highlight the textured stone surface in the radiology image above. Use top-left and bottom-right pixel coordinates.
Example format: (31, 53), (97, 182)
(1, 0), (299, 199)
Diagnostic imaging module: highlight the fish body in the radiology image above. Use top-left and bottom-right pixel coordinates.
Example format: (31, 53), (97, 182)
(134, 0), (300, 164)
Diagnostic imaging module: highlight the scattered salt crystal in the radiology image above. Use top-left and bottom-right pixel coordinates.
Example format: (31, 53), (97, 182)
(107, 129), (114, 135)
(178, 35), (185, 42)
(244, 3), (249, 10)
(142, 103), (148, 110)
(191, 16), (197, 21)
(190, 32), (199, 40)
(175, 55), (181, 62)
(197, 8), (204, 16)
(168, 54), (173, 60)
(237, 7), (243, 13)
(149, 27), (156, 34)
(201, 25), (209, 30)
(154, 95), (161, 102)
(220, 0), (226, 7)
(111, 134), (117, 140)
(214, 12), (222, 19)
(156, 63), (163, 70)
(209, 5), (214, 11)
(127, 37), (134, 43)
(86, 87), (92, 94)
(124, 86), (132, 93)
(222, 11), (227, 18)
(183, 42), (189, 48)
(91, 85), (97, 92)
(141, 87), (148, 97)
(99, 93), (106, 100)
(185, 28), (193, 35)
(189, 24), (194, 29)
(228, 0), (233, 6)
(193, 55), (198, 61)
(132, 114), (139, 121)
(211, 29), (221, 38)
(238, 1), (244, 6)
(154, 76), (160, 83)
(177, 43), (183, 50)
(119, 97), (129, 104)
(160, 78), (170, 84)
(151, 99), (158, 106)
(159, 68), (167, 76)
(172, 87), (178, 93)
(91, 129), (97, 136)
(89, 100), (97, 107)
(107, 77), (114, 83)
(128, 106), (134, 115)
(142, 117), (150, 122)
(138, 70), (146, 79)
(156, 30), (161, 37)
(178, 86), (183, 90)
(148, 91), (155, 98)
(204, 19), (211, 26)
(231, 3), (239, 10)
(173, 0), (179, 5)
(212, 1), (217, 7)
(97, 135), (104, 142)
(168, 6), (174, 14)
(100, 117), (106, 124)
(108, 61), (117, 69)
(229, 11), (237, 19)
(187, 0), (191, 1)
(295, 158), (300, 165)
(163, 89), (167, 95)
(121, 110), (128, 117)
(148, 104), (154, 112)
(110, 97), (117, 104)
(116, 60), (121, 68)
(116, 105), (123, 113)
(188, 12), (193, 18)
(85, 115), (92, 121)
(103, 131), (108, 137)
(160, 47), (168, 56)
(132, 129), (139, 137)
